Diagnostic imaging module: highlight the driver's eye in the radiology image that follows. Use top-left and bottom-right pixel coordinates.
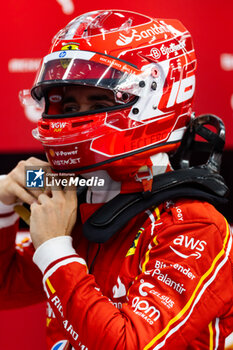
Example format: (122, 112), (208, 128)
(63, 103), (80, 113)
(91, 103), (109, 110)
(62, 102), (113, 114)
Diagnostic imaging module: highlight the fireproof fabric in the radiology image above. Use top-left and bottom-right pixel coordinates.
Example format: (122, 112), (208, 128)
(0, 198), (233, 349)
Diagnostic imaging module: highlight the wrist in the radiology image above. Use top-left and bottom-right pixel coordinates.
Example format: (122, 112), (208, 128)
(0, 194), (19, 228)
(33, 236), (77, 273)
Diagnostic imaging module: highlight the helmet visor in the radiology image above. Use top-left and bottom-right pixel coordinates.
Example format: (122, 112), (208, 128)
(32, 50), (140, 101)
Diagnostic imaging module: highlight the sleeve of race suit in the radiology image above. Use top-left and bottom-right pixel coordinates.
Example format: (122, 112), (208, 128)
(0, 200), (45, 309)
(33, 200), (233, 349)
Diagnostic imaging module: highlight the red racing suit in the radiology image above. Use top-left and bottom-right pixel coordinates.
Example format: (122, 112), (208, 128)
(0, 197), (233, 349)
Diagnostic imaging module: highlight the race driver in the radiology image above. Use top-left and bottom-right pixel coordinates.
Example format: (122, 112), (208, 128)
(0, 9), (233, 350)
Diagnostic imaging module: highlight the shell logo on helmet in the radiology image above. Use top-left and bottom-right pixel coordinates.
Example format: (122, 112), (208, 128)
(30, 9), (197, 178)
(49, 149), (56, 157)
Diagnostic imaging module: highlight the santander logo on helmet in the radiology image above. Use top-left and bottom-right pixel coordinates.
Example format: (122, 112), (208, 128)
(31, 9), (197, 176)
(116, 22), (171, 46)
(116, 29), (138, 46)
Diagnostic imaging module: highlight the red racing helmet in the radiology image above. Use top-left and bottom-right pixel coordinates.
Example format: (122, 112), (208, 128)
(31, 9), (197, 178)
